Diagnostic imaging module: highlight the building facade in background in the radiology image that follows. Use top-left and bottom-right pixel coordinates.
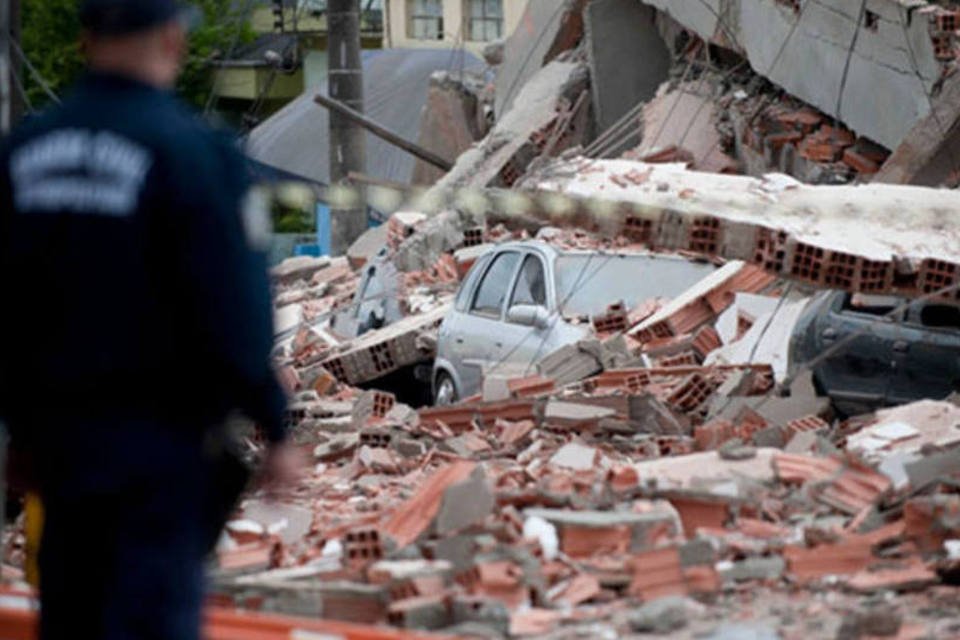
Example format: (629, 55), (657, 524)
(385, 0), (527, 55)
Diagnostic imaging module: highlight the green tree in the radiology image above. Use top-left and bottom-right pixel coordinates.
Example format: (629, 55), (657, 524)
(20, 0), (84, 108)
(20, 0), (255, 111)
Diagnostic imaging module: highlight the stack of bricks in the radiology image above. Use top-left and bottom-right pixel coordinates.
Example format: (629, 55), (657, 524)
(932, 7), (960, 60)
(387, 212), (427, 250)
(744, 101), (889, 179)
(344, 528), (385, 568)
(591, 300), (629, 335)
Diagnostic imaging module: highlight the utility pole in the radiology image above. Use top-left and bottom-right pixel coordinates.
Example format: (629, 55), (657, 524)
(327, 0), (366, 256)
(0, 0), (12, 134)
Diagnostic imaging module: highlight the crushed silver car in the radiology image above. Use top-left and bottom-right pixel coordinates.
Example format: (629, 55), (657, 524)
(432, 241), (717, 404)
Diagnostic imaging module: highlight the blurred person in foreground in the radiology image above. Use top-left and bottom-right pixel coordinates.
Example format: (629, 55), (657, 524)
(0, 1), (303, 637)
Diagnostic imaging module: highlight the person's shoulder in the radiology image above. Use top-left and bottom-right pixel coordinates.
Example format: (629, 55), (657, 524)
(148, 97), (219, 148)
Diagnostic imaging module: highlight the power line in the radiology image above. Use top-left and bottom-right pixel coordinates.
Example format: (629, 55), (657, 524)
(673, 59), (748, 154)
(833, 0), (868, 142)
(498, 1), (569, 118)
(9, 62), (32, 114)
(692, 0), (814, 168)
(203, 0), (259, 116)
(611, 46), (700, 159)
(8, 36), (59, 105)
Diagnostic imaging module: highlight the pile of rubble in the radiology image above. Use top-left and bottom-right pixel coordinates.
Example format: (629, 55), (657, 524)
(210, 0), (960, 635)
(207, 354), (960, 638)
(177, 215), (960, 638)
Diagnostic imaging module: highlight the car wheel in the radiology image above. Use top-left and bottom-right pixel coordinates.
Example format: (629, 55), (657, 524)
(434, 372), (458, 406)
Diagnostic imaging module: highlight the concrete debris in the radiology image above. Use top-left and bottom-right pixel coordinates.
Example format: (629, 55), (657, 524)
(494, 0), (587, 118)
(413, 71), (490, 186)
(547, 442), (599, 471)
(630, 80), (739, 174)
(13, 3), (960, 638)
(11, 233), (960, 639)
(626, 595), (697, 633)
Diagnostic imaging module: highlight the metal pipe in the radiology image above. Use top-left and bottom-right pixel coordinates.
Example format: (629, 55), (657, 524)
(314, 92), (454, 172)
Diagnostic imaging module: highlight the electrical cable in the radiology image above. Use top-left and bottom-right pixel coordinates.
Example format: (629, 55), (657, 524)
(9, 62), (33, 114)
(832, 0), (868, 147)
(610, 49), (699, 158)
(482, 250), (620, 379)
(584, 98), (645, 157)
(587, 3), (738, 161)
(498, 1), (569, 119)
(691, 0), (814, 168)
(9, 36), (60, 105)
(203, 0), (260, 116)
(780, 281), (960, 393)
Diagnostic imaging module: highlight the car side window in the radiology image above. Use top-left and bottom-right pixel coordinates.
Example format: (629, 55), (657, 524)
(510, 255), (547, 308)
(471, 252), (520, 317)
(454, 254), (490, 312)
(912, 303), (960, 330)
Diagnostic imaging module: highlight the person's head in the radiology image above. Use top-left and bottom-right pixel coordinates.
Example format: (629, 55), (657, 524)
(80, 0), (190, 88)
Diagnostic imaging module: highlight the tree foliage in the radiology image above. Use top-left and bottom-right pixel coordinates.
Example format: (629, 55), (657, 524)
(20, 0), (84, 108)
(20, 0), (255, 111)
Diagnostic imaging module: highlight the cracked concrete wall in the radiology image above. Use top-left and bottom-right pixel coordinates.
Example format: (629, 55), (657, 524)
(739, 0), (939, 150)
(586, 0), (672, 134)
(639, 0), (941, 150)
(641, 0), (722, 43)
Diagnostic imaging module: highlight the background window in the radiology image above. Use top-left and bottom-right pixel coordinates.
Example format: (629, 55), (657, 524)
(510, 256), (546, 308)
(408, 0), (444, 40)
(467, 0), (502, 41)
(471, 252), (520, 317)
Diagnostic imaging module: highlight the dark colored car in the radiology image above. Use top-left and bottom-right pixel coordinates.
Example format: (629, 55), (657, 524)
(789, 290), (960, 416)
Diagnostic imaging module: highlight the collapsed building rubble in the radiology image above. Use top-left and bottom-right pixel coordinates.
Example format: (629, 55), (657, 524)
(5, 1), (960, 638)
(176, 329), (960, 638)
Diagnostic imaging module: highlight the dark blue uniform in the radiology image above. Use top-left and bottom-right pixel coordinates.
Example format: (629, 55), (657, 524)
(0, 72), (287, 639)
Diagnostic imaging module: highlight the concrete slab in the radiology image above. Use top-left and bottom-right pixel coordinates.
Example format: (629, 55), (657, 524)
(532, 159), (960, 272)
(632, 448), (780, 492)
(706, 297), (808, 382)
(585, 0), (670, 135)
(435, 465), (496, 535)
(494, 0), (585, 118)
(548, 442), (599, 470)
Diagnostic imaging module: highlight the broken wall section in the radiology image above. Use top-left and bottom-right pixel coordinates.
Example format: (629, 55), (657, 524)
(641, 0), (944, 152)
(412, 71), (491, 186)
(584, 0), (672, 135)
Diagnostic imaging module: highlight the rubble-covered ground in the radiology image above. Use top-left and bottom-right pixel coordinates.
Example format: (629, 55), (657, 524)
(56, 216), (960, 639)
(6, 1), (960, 638)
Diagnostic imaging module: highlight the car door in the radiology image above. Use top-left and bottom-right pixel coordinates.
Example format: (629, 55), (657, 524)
(453, 250), (522, 397)
(486, 252), (555, 377)
(813, 293), (899, 414)
(887, 301), (960, 404)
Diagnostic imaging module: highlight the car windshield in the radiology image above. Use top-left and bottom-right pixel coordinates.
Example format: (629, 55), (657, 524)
(554, 252), (717, 317)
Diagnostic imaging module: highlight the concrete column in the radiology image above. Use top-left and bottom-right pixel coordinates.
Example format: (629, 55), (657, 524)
(446, 0), (464, 42)
(328, 0), (367, 255)
(502, 0), (528, 41)
(0, 0), (12, 134)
